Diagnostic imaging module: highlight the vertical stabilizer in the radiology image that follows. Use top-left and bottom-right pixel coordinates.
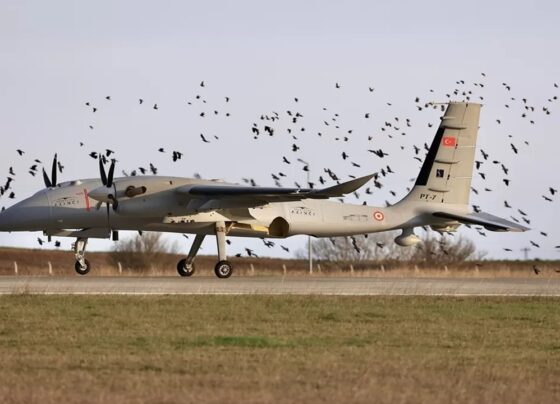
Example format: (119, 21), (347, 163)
(402, 102), (481, 205)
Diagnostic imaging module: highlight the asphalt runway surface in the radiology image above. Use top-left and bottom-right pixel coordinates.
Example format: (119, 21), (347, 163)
(0, 276), (559, 296)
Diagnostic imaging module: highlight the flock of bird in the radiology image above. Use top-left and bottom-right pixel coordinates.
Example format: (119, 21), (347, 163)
(1, 75), (559, 269)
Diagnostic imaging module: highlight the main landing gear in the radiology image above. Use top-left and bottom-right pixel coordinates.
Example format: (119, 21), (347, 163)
(74, 237), (90, 275)
(176, 221), (233, 279)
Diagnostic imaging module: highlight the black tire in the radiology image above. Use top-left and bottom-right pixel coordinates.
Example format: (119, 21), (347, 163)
(75, 259), (91, 275)
(214, 260), (233, 279)
(177, 258), (195, 277)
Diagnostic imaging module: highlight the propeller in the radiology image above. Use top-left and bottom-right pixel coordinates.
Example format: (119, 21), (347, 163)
(42, 154), (58, 188)
(97, 155), (118, 211)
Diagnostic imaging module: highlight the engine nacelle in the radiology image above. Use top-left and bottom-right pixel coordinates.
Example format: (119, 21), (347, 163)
(394, 228), (421, 247)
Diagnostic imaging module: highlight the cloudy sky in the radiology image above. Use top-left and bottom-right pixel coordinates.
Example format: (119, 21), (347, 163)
(1, 0), (559, 260)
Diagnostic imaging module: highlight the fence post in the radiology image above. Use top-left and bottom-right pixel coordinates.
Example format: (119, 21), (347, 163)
(414, 264), (419, 274)
(250, 263), (255, 276)
(14, 261), (18, 275)
(118, 262), (123, 275)
(444, 265), (449, 274)
(350, 264), (354, 275)
(317, 264), (321, 273)
(381, 264), (385, 273)
(48, 261), (53, 276)
(282, 264), (287, 276)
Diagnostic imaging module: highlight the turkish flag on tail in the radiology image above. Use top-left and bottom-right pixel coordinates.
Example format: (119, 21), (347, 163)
(442, 136), (456, 147)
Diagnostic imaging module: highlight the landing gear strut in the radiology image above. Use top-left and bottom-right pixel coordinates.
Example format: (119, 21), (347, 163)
(214, 221), (233, 278)
(176, 222), (233, 279)
(74, 237), (90, 275)
(177, 234), (205, 277)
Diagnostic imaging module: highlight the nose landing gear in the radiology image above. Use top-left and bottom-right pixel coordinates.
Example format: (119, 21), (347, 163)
(73, 238), (90, 275)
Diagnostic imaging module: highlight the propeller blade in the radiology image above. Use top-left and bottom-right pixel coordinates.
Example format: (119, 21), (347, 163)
(99, 156), (107, 186)
(108, 194), (119, 212)
(107, 159), (115, 188)
(42, 168), (52, 188)
(51, 154), (58, 187)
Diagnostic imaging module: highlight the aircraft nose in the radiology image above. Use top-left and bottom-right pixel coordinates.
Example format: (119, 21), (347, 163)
(0, 192), (51, 232)
(0, 206), (22, 231)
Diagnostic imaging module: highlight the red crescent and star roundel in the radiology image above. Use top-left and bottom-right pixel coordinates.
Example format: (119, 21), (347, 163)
(373, 210), (385, 221)
(442, 136), (456, 147)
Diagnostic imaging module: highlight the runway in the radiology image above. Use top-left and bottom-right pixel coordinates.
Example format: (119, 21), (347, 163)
(0, 276), (559, 296)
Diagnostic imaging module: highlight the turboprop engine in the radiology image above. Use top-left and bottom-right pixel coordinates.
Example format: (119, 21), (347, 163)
(394, 228), (421, 247)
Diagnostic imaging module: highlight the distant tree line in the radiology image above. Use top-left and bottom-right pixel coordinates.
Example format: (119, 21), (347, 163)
(297, 230), (486, 267)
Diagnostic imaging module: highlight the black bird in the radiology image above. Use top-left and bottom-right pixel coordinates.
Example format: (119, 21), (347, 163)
(172, 151), (183, 162)
(200, 134), (210, 143)
(510, 143), (518, 154)
(153, 104), (158, 110)
(280, 245), (290, 253)
(533, 265), (541, 275)
(542, 195), (553, 202)
(282, 156), (291, 164)
(54, 241), (61, 248)
(139, 99), (143, 104)
(16, 149), (24, 156)
(550, 187), (558, 196)
(158, 147), (165, 153)
(245, 248), (258, 258)
(37, 237), (44, 246)
(105, 96), (111, 100)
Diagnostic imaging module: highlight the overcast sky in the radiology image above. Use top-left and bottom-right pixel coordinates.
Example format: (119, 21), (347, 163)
(1, 0), (559, 260)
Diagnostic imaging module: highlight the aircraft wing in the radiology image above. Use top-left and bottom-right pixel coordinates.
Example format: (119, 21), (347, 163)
(432, 211), (530, 232)
(176, 174), (374, 207)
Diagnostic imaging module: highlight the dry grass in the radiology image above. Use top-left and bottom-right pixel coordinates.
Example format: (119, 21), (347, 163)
(0, 296), (559, 403)
(0, 247), (558, 278)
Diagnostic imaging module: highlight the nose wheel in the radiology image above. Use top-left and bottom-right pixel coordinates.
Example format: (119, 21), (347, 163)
(214, 261), (233, 278)
(75, 259), (91, 275)
(73, 237), (90, 275)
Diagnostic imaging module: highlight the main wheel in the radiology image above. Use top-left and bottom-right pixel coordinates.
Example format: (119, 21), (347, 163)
(75, 259), (91, 275)
(214, 260), (233, 279)
(177, 258), (195, 277)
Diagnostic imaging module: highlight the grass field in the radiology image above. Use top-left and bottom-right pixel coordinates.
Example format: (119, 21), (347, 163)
(0, 296), (559, 403)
